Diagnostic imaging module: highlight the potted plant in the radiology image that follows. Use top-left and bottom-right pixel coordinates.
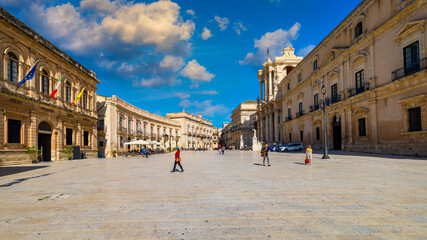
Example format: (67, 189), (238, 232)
(26, 146), (41, 164)
(64, 146), (74, 160)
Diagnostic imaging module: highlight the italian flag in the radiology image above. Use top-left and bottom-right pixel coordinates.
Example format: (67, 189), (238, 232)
(50, 75), (64, 99)
(72, 87), (85, 105)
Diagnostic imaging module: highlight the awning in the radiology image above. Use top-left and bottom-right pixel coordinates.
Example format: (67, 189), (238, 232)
(124, 140), (151, 145)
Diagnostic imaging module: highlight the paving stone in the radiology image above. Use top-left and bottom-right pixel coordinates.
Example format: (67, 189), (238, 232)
(0, 150), (426, 239)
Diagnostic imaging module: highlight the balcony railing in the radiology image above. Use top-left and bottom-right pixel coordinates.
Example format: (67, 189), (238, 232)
(330, 95), (341, 104)
(347, 83), (370, 98)
(151, 133), (157, 138)
(392, 58), (426, 81)
(285, 116), (292, 122)
(118, 127), (127, 133)
(296, 110), (305, 118)
(309, 104), (320, 112)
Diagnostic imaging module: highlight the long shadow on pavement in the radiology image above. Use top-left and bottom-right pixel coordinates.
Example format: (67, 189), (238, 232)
(0, 166), (49, 177)
(0, 173), (53, 187)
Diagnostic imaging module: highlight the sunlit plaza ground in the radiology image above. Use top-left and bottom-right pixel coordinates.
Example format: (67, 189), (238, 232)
(0, 150), (426, 239)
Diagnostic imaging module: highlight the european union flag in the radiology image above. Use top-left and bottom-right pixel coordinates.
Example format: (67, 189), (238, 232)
(16, 62), (38, 89)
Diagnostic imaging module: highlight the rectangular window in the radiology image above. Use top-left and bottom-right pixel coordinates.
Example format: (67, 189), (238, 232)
(331, 84), (338, 102)
(298, 73), (302, 82)
(408, 107), (421, 132)
(403, 41), (420, 75)
(287, 108), (291, 118)
(355, 22), (363, 38)
(128, 120), (131, 130)
(99, 141), (104, 148)
(314, 94), (319, 109)
(300, 130), (303, 141)
(313, 60), (317, 70)
(358, 118), (366, 137)
(66, 85), (71, 102)
(83, 131), (89, 146)
(355, 70), (364, 93)
(83, 94), (87, 109)
(7, 119), (21, 143)
(289, 133), (292, 142)
(42, 76), (49, 94)
(298, 102), (303, 114)
(119, 117), (123, 128)
(316, 127), (320, 140)
(287, 83), (290, 90)
(66, 128), (73, 145)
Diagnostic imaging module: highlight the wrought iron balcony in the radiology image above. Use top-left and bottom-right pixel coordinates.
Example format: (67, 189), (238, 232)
(330, 95), (341, 104)
(392, 58), (426, 81)
(347, 83), (370, 98)
(309, 105), (320, 112)
(285, 116), (292, 122)
(296, 110), (305, 118)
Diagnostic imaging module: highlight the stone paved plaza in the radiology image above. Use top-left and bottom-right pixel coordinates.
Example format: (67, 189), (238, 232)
(0, 150), (426, 239)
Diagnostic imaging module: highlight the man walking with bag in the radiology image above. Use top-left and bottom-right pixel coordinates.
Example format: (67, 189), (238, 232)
(261, 144), (270, 167)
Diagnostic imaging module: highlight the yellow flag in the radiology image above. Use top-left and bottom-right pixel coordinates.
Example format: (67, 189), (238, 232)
(72, 87), (85, 105)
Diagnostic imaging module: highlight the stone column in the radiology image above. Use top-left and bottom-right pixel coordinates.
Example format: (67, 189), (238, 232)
(274, 110), (280, 143)
(264, 75), (268, 101)
(269, 112), (274, 142)
(268, 71), (273, 100)
(56, 119), (63, 160)
(265, 114), (269, 143)
(77, 122), (82, 146)
(346, 108), (353, 146)
(260, 82), (263, 101)
(369, 99), (378, 151)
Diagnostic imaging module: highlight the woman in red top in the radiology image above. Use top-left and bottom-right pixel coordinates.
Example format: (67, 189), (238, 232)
(171, 147), (184, 172)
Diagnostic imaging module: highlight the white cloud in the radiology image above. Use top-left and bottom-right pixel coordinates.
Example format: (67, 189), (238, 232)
(239, 22), (301, 66)
(233, 21), (247, 35)
(214, 16), (229, 31)
(133, 76), (178, 88)
(178, 100), (229, 117)
(298, 44), (316, 57)
(80, 0), (118, 14)
(175, 92), (190, 99)
(181, 60), (215, 84)
(186, 9), (195, 16)
(199, 90), (218, 95)
(160, 55), (185, 72)
(101, 1), (195, 51)
(31, 3), (102, 53)
(117, 62), (135, 72)
(201, 27), (213, 40)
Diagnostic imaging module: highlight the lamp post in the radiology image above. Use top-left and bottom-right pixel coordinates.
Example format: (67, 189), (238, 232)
(321, 84), (330, 159)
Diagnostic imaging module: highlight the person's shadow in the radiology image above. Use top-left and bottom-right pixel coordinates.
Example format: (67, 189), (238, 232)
(294, 162), (306, 165)
(253, 163), (264, 166)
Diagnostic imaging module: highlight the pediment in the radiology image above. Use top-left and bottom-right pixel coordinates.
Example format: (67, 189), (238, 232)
(394, 20), (426, 42)
(320, 48), (348, 69)
(354, 107), (369, 115)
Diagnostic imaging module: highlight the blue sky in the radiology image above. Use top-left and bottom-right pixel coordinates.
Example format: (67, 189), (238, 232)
(1, 0), (362, 127)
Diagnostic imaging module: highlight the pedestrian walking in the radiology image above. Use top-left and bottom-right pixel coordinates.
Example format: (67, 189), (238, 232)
(306, 145), (312, 166)
(218, 144), (222, 154)
(171, 147), (184, 172)
(261, 144), (270, 166)
(145, 148), (149, 158)
(221, 146), (225, 155)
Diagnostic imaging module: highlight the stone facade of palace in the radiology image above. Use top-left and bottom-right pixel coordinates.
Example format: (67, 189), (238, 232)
(212, 126), (220, 150)
(97, 95), (181, 157)
(257, 47), (303, 144)
(219, 122), (232, 148)
(0, 7), (99, 166)
(256, 0), (427, 157)
(230, 100), (258, 149)
(166, 111), (214, 150)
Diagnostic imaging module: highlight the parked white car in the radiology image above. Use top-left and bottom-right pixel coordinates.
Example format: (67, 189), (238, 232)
(280, 143), (304, 152)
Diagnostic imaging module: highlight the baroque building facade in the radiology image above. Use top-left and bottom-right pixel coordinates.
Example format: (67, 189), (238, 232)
(257, 47), (303, 144)
(97, 95), (181, 157)
(166, 111), (214, 150)
(0, 7), (99, 166)
(257, 0), (427, 157)
(230, 100), (257, 148)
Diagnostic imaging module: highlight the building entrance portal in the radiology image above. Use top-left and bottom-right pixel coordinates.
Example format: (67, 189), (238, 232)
(38, 121), (52, 162)
(332, 117), (342, 150)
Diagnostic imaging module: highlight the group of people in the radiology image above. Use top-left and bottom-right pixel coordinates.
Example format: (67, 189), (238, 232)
(260, 144), (313, 166)
(170, 144), (314, 174)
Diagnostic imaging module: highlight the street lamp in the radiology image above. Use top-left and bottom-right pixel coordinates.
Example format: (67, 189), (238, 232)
(321, 84), (330, 159)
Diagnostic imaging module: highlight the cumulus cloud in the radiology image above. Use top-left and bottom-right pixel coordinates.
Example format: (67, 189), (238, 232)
(178, 100), (229, 117)
(199, 90), (218, 95)
(180, 60), (215, 84)
(233, 21), (247, 35)
(175, 92), (191, 99)
(298, 44), (316, 57)
(186, 9), (195, 15)
(214, 16), (229, 31)
(80, 0), (118, 14)
(102, 1), (195, 51)
(201, 27), (213, 40)
(160, 55), (185, 72)
(239, 22), (301, 66)
(132, 75), (180, 88)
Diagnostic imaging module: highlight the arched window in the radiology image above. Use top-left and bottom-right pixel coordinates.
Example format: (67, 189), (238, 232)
(7, 52), (19, 83)
(41, 70), (49, 94)
(65, 82), (71, 103)
(355, 22), (363, 38)
(82, 90), (88, 109)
